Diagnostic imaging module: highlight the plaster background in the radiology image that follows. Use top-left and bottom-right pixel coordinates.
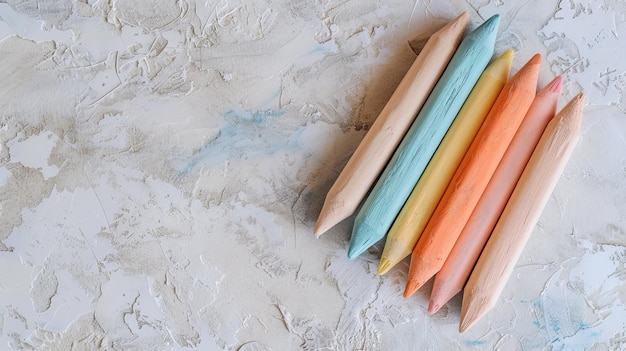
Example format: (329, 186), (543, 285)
(0, 0), (625, 350)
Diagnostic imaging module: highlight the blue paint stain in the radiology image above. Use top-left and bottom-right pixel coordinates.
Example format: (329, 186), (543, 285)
(223, 108), (285, 125)
(525, 290), (599, 350)
(176, 108), (299, 175)
(464, 339), (486, 347)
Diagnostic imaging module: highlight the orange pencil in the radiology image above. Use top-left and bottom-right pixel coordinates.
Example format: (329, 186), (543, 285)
(428, 76), (562, 314)
(404, 54), (542, 298)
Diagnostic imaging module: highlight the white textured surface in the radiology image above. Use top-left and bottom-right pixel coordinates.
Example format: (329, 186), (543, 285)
(0, 0), (624, 349)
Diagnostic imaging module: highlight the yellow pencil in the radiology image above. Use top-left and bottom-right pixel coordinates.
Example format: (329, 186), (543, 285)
(314, 13), (468, 237)
(378, 50), (514, 275)
(460, 93), (585, 333)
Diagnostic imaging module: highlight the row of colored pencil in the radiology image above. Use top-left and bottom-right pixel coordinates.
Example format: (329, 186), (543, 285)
(314, 12), (585, 332)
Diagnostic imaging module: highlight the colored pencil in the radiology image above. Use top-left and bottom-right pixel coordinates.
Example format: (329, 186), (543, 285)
(404, 54), (541, 296)
(460, 93), (585, 333)
(378, 50), (514, 275)
(348, 15), (500, 259)
(313, 13), (469, 237)
(428, 76), (563, 313)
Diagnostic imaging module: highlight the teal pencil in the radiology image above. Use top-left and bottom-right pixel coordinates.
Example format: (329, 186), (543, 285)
(348, 15), (500, 259)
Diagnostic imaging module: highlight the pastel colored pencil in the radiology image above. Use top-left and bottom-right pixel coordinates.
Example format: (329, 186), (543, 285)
(377, 50), (514, 275)
(347, 15), (500, 259)
(404, 54), (541, 296)
(428, 76), (562, 313)
(313, 13), (469, 237)
(460, 93), (585, 333)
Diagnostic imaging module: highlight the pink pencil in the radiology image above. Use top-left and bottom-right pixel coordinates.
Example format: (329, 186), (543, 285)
(428, 76), (563, 314)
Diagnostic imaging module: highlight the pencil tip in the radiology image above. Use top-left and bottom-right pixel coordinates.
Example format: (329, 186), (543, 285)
(348, 222), (383, 259)
(459, 300), (484, 333)
(500, 49), (514, 60)
(347, 238), (369, 259)
(314, 199), (347, 237)
(486, 13), (500, 23)
(528, 53), (542, 65)
(404, 261), (437, 298)
(313, 220), (328, 237)
(468, 14), (500, 43)
(377, 258), (391, 275)
(455, 12), (469, 24)
(403, 279), (422, 298)
(548, 76), (563, 93)
(427, 301), (440, 314)
(574, 92), (585, 103)
(459, 313), (477, 333)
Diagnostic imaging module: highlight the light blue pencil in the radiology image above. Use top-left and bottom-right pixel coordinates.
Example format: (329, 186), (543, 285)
(348, 15), (500, 259)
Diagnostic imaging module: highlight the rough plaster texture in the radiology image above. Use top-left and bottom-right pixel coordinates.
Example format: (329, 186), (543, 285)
(0, 0), (625, 350)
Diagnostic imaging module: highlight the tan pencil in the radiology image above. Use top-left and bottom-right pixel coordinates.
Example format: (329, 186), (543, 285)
(313, 13), (468, 237)
(460, 93), (585, 333)
(404, 54), (542, 297)
(428, 76), (562, 313)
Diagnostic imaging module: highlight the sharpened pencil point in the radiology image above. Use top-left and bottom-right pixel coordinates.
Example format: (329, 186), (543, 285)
(347, 236), (371, 259)
(377, 258), (392, 275)
(405, 258), (438, 297)
(403, 279), (424, 298)
(528, 53), (542, 65)
(348, 221), (383, 259)
(499, 48), (514, 60)
(459, 309), (481, 333)
(548, 76), (563, 93)
(427, 300), (440, 314)
(314, 200), (343, 237)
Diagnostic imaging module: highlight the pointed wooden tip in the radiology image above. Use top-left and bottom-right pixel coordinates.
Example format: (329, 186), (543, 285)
(427, 300), (441, 314)
(483, 14), (500, 28)
(486, 49), (514, 74)
(404, 256), (438, 297)
(555, 93), (585, 124)
(348, 223), (380, 259)
(528, 53), (542, 65)
(459, 290), (491, 333)
(377, 257), (392, 275)
(313, 216), (331, 238)
(467, 14), (500, 44)
(403, 282), (417, 298)
(459, 307), (483, 333)
(428, 279), (460, 315)
(440, 12), (469, 33)
(558, 93), (585, 125)
(547, 76), (563, 93)
(452, 12), (469, 27)
(404, 273), (431, 297)
(487, 49), (514, 79)
(314, 199), (347, 237)
(509, 53), (542, 86)
(570, 92), (586, 108)
(499, 49), (514, 61)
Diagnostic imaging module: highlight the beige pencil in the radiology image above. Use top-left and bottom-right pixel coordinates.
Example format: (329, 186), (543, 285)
(314, 13), (469, 237)
(460, 93), (585, 333)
